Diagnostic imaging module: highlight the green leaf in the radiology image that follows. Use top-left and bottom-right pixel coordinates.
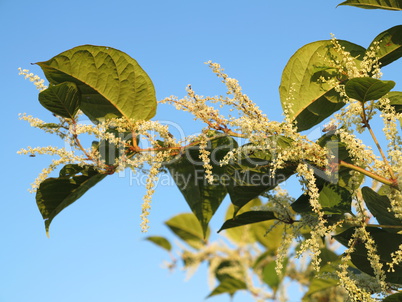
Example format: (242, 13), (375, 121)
(279, 40), (365, 131)
(36, 164), (107, 235)
(261, 258), (288, 292)
(316, 131), (364, 190)
(344, 77), (395, 103)
(383, 292), (402, 302)
(38, 82), (80, 118)
(218, 211), (277, 232)
(225, 145), (296, 214)
(368, 25), (402, 67)
(215, 260), (245, 282)
(362, 186), (402, 233)
(144, 236), (172, 252)
(318, 183), (352, 214)
(207, 277), (247, 298)
(36, 45), (156, 123)
(337, 0), (402, 10)
(292, 183), (352, 215)
(164, 213), (209, 250)
(223, 199), (261, 244)
(334, 227), (402, 283)
(387, 91), (402, 113)
(166, 135), (237, 237)
(303, 260), (341, 300)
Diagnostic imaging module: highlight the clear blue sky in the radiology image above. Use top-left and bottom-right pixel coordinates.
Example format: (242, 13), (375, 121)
(1, 1), (401, 302)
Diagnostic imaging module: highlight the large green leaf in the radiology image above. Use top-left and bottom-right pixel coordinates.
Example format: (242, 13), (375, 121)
(218, 210), (277, 232)
(166, 135), (237, 236)
(279, 40), (365, 131)
(368, 25), (402, 67)
(334, 227), (402, 283)
(38, 82), (80, 118)
(337, 0), (402, 10)
(207, 277), (247, 298)
(362, 186), (402, 233)
(164, 213), (209, 250)
(36, 45), (156, 123)
(36, 164), (107, 235)
(344, 77), (395, 103)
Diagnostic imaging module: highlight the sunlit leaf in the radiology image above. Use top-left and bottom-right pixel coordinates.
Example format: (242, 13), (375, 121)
(207, 277), (247, 298)
(38, 82), (80, 118)
(368, 25), (402, 67)
(36, 45), (156, 123)
(165, 213), (209, 250)
(280, 40), (365, 131)
(144, 236), (172, 251)
(338, 0), (402, 10)
(344, 77), (395, 103)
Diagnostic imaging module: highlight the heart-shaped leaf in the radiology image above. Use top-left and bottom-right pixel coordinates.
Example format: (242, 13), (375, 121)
(345, 77), (395, 103)
(337, 0), (402, 11)
(38, 82), (80, 118)
(36, 45), (156, 123)
(280, 40), (365, 131)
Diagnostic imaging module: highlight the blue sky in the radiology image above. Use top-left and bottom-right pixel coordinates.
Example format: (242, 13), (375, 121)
(1, 1), (401, 302)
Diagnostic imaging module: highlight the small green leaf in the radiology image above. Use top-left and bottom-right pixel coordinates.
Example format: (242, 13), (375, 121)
(207, 277), (247, 298)
(303, 260), (342, 300)
(387, 91), (402, 113)
(334, 227), (402, 283)
(225, 145), (295, 215)
(383, 292), (402, 302)
(280, 40), (365, 131)
(318, 183), (352, 214)
(164, 213), (209, 250)
(36, 45), (156, 123)
(261, 258), (288, 292)
(362, 186), (402, 233)
(38, 82), (80, 118)
(367, 25), (402, 67)
(145, 236), (172, 251)
(218, 211), (277, 232)
(337, 0), (402, 10)
(36, 164), (107, 235)
(345, 77), (395, 103)
(223, 199), (261, 244)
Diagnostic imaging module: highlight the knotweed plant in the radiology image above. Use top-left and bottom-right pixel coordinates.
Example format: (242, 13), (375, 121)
(18, 7), (402, 302)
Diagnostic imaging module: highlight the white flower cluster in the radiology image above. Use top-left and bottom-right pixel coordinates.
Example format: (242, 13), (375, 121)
(18, 68), (47, 91)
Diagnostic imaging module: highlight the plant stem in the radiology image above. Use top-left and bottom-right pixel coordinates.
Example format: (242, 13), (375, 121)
(339, 160), (398, 189)
(361, 102), (396, 180)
